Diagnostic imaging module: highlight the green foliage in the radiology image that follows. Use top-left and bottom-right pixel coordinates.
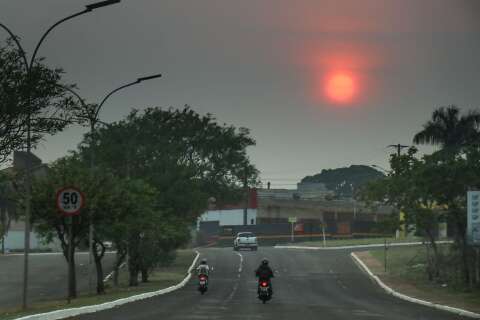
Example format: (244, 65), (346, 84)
(0, 39), (78, 164)
(363, 105), (480, 286)
(30, 155), (120, 253)
(413, 105), (480, 155)
(302, 165), (384, 197)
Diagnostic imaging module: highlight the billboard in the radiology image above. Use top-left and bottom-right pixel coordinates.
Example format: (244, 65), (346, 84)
(467, 191), (480, 246)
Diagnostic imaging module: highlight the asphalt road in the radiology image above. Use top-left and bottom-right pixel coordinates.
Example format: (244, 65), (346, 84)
(0, 252), (116, 309)
(71, 247), (470, 320)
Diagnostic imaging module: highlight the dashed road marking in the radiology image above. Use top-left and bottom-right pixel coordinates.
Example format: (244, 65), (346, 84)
(235, 252), (243, 273)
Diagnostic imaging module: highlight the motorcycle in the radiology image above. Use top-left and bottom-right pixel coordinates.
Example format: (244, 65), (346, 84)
(258, 280), (272, 304)
(198, 274), (208, 294)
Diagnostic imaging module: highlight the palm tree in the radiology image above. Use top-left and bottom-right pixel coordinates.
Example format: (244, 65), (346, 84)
(413, 105), (480, 154)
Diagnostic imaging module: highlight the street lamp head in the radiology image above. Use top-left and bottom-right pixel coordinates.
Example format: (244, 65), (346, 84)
(85, 0), (121, 11)
(137, 73), (162, 82)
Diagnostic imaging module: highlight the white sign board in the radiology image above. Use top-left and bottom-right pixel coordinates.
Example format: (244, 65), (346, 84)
(467, 191), (480, 246)
(56, 187), (85, 217)
(288, 217), (297, 223)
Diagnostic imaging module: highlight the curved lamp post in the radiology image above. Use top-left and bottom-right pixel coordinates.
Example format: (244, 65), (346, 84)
(61, 73), (161, 294)
(0, 0), (120, 309)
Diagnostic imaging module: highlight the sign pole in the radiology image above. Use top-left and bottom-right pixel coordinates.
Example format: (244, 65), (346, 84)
(476, 247), (480, 284)
(56, 186), (84, 303)
(322, 223), (326, 248)
(67, 216), (74, 303)
(291, 222), (294, 243)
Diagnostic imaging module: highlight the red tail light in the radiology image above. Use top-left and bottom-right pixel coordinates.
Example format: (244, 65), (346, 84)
(199, 276), (207, 281)
(260, 281), (268, 287)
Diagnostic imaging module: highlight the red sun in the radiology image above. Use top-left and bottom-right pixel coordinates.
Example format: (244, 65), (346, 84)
(325, 73), (356, 104)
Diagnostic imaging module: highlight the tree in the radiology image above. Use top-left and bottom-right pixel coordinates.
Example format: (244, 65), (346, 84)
(0, 39), (77, 164)
(361, 147), (444, 280)
(302, 165), (384, 197)
(76, 106), (258, 285)
(413, 105), (480, 155)
(30, 155), (122, 296)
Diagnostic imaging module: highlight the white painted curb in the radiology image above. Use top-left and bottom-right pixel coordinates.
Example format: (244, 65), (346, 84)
(274, 241), (453, 251)
(350, 252), (480, 319)
(14, 251), (200, 320)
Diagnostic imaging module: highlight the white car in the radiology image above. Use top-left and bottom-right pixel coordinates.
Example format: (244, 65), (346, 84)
(234, 232), (258, 251)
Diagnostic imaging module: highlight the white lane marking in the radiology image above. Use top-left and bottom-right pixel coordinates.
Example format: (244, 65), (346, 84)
(275, 240), (453, 251)
(103, 262), (126, 283)
(351, 252), (480, 319)
(225, 252), (244, 304)
(14, 251), (201, 320)
(236, 252), (243, 273)
(5, 251), (116, 257)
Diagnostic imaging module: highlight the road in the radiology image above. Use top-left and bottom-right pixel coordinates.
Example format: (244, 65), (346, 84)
(0, 252), (116, 309)
(72, 247), (469, 320)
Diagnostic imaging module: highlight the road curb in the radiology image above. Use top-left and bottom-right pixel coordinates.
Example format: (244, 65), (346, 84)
(13, 251), (200, 320)
(350, 252), (480, 319)
(274, 241), (452, 251)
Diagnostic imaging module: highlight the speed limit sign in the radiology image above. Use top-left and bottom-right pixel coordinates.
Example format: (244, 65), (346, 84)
(56, 187), (85, 216)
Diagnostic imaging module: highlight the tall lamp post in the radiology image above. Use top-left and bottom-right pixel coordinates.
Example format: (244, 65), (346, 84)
(62, 74), (162, 293)
(0, 0), (121, 309)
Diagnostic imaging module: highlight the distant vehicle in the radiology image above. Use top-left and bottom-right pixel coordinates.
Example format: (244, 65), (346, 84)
(234, 232), (258, 251)
(103, 241), (113, 249)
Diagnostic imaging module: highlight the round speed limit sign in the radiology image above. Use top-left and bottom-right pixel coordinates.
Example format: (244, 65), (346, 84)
(56, 187), (85, 216)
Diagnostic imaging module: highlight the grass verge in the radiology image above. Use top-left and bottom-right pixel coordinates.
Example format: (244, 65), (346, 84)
(356, 246), (480, 313)
(0, 250), (196, 320)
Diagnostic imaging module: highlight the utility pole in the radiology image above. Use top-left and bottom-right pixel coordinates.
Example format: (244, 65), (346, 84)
(387, 144), (409, 156)
(243, 166), (248, 226)
(1, 0), (121, 309)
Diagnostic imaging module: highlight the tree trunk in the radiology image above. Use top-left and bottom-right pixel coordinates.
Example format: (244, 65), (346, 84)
(1, 207), (5, 255)
(68, 240), (77, 299)
(92, 239), (106, 294)
(454, 214), (470, 286)
(129, 265), (139, 286)
(426, 230), (440, 279)
(141, 268), (149, 283)
(113, 249), (127, 287)
(95, 257), (105, 294)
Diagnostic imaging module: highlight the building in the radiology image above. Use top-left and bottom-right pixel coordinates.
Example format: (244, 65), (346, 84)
(197, 189), (258, 229)
(258, 182), (334, 201)
(1, 152), (57, 253)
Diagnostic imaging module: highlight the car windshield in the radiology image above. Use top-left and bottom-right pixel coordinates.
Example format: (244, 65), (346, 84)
(238, 233), (254, 237)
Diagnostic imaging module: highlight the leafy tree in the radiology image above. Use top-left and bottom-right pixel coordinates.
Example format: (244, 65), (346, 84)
(0, 39), (77, 164)
(413, 105), (480, 155)
(361, 147), (444, 280)
(302, 165), (384, 197)
(30, 155), (122, 296)
(76, 106), (258, 285)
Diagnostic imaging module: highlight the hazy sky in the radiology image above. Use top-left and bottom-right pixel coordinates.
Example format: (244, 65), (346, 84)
(1, 0), (480, 188)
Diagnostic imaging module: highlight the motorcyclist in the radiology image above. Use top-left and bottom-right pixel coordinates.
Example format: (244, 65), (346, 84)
(196, 258), (210, 282)
(255, 258), (274, 295)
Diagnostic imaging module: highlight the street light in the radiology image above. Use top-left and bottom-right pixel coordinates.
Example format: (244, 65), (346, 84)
(95, 74), (162, 120)
(0, 0), (121, 309)
(85, 0), (121, 11)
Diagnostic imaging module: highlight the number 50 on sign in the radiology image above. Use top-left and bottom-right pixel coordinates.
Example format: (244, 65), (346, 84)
(56, 187), (85, 216)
